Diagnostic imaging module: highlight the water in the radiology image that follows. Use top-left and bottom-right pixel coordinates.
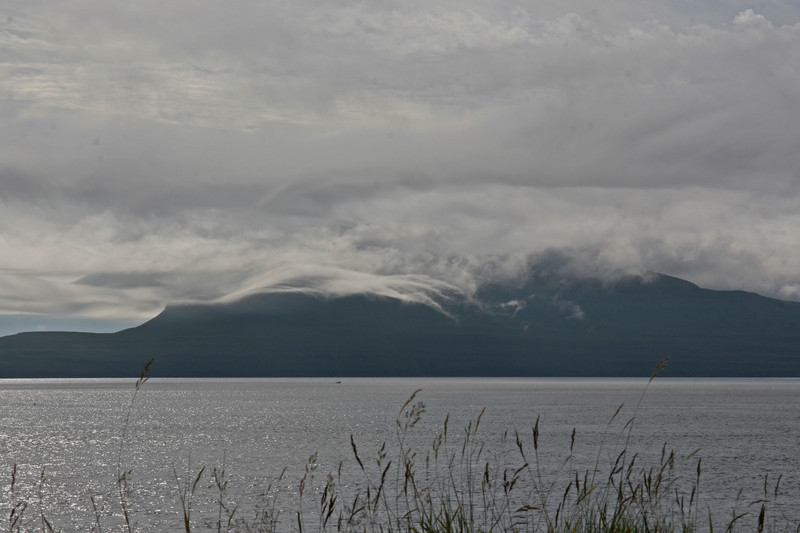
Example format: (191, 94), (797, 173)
(0, 378), (798, 531)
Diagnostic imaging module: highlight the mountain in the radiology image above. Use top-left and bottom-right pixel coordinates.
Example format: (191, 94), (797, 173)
(0, 272), (799, 377)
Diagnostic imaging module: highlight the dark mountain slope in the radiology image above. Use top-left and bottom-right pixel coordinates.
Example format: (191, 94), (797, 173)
(0, 273), (798, 377)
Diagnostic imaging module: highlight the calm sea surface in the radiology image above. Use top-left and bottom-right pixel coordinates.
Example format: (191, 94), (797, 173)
(0, 378), (798, 531)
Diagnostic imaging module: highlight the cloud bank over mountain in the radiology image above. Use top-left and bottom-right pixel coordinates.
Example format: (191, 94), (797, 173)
(1, 1), (799, 329)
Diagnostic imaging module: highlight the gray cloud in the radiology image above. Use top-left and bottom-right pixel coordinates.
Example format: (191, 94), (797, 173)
(1, 1), (799, 332)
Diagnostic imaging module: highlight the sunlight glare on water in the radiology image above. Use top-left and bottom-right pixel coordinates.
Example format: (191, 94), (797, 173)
(0, 377), (798, 531)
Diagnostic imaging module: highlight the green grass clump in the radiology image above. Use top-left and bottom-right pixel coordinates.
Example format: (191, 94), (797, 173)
(2, 359), (798, 532)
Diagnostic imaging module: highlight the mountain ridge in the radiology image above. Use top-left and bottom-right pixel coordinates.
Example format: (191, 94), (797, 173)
(1, 272), (799, 377)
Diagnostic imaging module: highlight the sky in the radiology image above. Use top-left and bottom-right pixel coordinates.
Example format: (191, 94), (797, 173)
(1, 0), (799, 335)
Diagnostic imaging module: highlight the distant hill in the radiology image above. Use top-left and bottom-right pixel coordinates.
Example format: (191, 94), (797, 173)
(1, 272), (799, 377)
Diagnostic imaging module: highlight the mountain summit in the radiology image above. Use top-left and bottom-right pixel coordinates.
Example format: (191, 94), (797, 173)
(1, 272), (798, 377)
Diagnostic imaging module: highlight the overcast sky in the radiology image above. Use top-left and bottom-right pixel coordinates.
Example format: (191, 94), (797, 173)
(1, 0), (799, 334)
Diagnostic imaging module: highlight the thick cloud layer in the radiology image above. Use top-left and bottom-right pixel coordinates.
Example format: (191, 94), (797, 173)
(1, 1), (799, 330)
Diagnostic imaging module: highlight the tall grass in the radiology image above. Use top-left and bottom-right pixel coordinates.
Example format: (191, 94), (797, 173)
(2, 359), (798, 532)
